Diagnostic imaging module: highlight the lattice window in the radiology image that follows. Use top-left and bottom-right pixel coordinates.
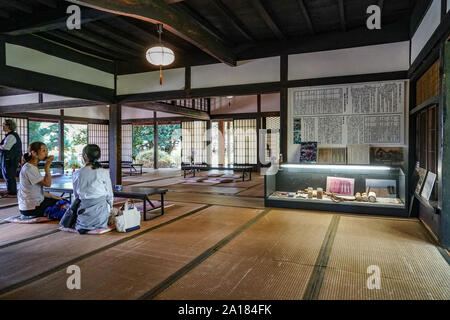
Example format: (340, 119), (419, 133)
(181, 121), (208, 164)
(0, 117), (28, 155)
(416, 60), (440, 106)
(88, 124), (109, 161)
(234, 119), (257, 165)
(264, 116), (280, 163)
(122, 124), (133, 162)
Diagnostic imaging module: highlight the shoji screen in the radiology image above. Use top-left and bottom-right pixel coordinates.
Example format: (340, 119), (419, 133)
(181, 121), (208, 164)
(87, 124), (109, 161)
(234, 119), (257, 165)
(122, 124), (133, 162)
(0, 117), (28, 154)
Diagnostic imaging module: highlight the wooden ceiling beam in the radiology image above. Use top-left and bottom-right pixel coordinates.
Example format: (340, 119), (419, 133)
(0, 7), (114, 36)
(0, 9), (10, 19)
(125, 101), (210, 120)
(296, 0), (315, 35)
(41, 30), (123, 60)
(250, 0), (285, 40)
(176, 2), (234, 46)
(338, 0), (346, 32)
(210, 0), (255, 42)
(66, 0), (236, 66)
(66, 28), (140, 58)
(0, 99), (101, 114)
(36, 0), (58, 8)
(84, 21), (147, 52)
(6, 0), (33, 14)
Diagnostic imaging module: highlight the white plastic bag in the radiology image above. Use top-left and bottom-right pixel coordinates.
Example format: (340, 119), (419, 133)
(115, 200), (141, 232)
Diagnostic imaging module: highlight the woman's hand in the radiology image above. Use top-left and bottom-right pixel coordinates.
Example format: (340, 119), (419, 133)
(44, 155), (54, 167)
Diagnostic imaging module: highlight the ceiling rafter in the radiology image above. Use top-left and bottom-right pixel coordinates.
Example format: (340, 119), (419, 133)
(6, 0), (33, 14)
(66, 0), (236, 66)
(36, 0), (58, 8)
(65, 28), (140, 58)
(84, 21), (147, 52)
(125, 101), (210, 121)
(337, 0), (346, 32)
(210, 0), (255, 42)
(250, 0), (285, 40)
(41, 30), (123, 60)
(0, 9), (10, 19)
(296, 0), (315, 35)
(176, 2), (234, 47)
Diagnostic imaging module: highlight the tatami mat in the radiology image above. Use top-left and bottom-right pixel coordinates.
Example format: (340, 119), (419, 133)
(236, 184), (265, 198)
(0, 205), (261, 299)
(164, 184), (245, 195)
(148, 192), (265, 208)
(320, 216), (450, 299)
(155, 209), (333, 300)
(0, 202), (204, 294)
(0, 221), (59, 247)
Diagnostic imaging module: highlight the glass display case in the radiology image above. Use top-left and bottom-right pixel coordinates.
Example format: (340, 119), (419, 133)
(265, 164), (408, 216)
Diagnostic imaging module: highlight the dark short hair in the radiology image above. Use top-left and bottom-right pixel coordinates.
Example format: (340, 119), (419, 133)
(23, 142), (46, 162)
(82, 144), (102, 169)
(4, 119), (16, 131)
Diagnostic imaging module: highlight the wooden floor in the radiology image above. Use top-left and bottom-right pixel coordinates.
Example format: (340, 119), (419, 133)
(0, 169), (449, 300)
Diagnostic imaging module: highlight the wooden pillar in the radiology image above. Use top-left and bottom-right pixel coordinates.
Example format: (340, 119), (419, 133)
(440, 40), (449, 249)
(218, 121), (225, 165)
(257, 94), (262, 170)
(154, 111), (158, 169)
(108, 104), (122, 186)
(280, 54), (288, 163)
(58, 109), (64, 163)
(206, 120), (212, 165)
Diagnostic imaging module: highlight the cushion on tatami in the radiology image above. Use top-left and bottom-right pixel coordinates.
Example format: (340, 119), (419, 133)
(59, 225), (115, 234)
(4, 215), (52, 224)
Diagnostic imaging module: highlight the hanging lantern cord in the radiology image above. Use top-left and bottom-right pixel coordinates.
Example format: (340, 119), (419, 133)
(157, 24), (164, 85)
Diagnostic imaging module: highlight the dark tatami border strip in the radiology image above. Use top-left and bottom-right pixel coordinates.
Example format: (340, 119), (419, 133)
(303, 215), (341, 300)
(0, 204), (211, 297)
(0, 229), (60, 250)
(139, 208), (271, 300)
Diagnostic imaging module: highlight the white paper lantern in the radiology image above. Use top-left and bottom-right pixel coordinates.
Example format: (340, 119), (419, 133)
(146, 46), (175, 66)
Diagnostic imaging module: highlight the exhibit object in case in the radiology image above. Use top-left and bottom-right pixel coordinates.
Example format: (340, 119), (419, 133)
(265, 164), (407, 216)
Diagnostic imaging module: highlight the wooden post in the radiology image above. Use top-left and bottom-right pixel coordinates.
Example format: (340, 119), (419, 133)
(257, 94), (262, 170)
(218, 121), (225, 165)
(108, 104), (122, 186)
(440, 40), (449, 249)
(58, 109), (64, 163)
(154, 111), (158, 169)
(280, 54), (288, 163)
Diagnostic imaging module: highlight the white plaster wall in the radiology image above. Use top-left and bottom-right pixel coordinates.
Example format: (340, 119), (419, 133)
(192, 57), (280, 89)
(117, 68), (185, 95)
(5, 43), (114, 89)
(64, 106), (109, 119)
(288, 42), (410, 81)
(448, 0), (450, 12)
(411, 0), (441, 63)
(122, 106), (156, 120)
(43, 94), (77, 102)
(211, 95), (257, 115)
(261, 93), (280, 112)
(0, 93), (39, 106)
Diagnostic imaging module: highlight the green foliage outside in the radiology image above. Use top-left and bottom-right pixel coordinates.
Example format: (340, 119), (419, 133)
(133, 124), (181, 168)
(28, 121), (87, 169)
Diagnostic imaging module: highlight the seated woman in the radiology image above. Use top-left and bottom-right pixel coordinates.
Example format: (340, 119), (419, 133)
(73, 144), (113, 233)
(18, 142), (62, 218)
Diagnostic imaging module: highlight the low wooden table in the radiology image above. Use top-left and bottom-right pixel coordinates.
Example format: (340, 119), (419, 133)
(38, 161), (64, 175)
(99, 161), (144, 176)
(181, 164), (253, 181)
(45, 184), (168, 221)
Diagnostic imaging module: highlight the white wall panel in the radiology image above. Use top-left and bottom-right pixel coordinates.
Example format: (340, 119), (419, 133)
(192, 57), (280, 89)
(288, 42), (410, 81)
(5, 43), (114, 89)
(117, 68), (185, 95)
(411, 0), (441, 63)
(0, 93), (39, 106)
(42, 94), (77, 102)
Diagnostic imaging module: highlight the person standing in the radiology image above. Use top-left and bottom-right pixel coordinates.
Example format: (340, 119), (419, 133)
(0, 119), (22, 198)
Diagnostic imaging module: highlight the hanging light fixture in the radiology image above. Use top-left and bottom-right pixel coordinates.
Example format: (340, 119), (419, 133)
(226, 96), (233, 108)
(146, 24), (175, 85)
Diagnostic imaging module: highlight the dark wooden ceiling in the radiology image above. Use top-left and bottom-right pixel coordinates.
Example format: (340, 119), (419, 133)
(0, 0), (418, 74)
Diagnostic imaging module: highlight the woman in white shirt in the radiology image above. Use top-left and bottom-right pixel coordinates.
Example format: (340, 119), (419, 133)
(73, 144), (113, 233)
(18, 142), (62, 218)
